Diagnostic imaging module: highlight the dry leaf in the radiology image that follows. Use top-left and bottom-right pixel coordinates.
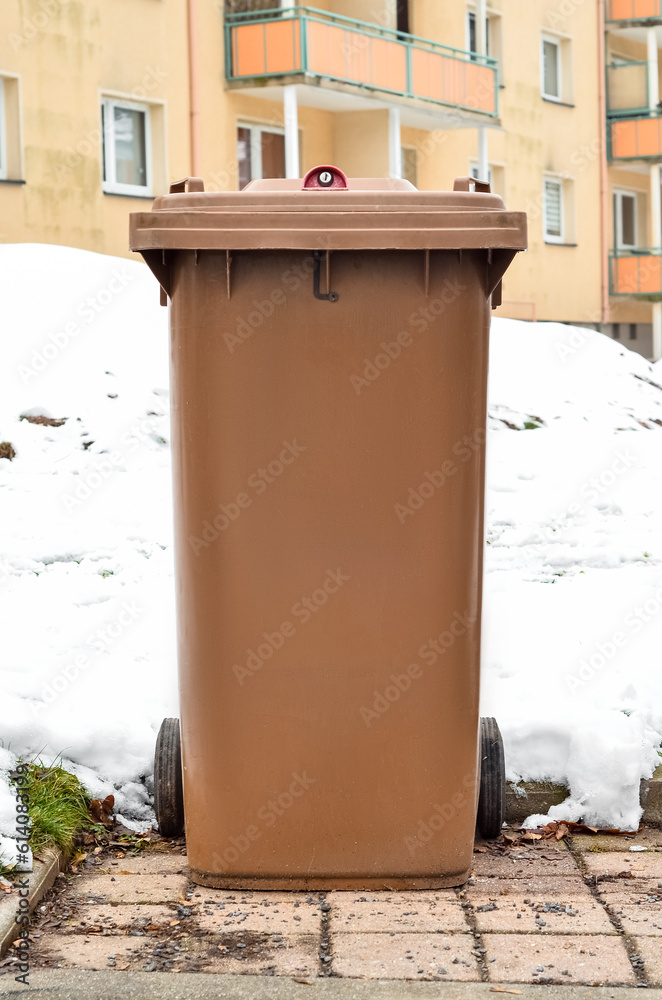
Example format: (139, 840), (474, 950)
(89, 794), (115, 829)
(490, 988), (523, 995)
(169, 920), (180, 927)
(292, 978), (316, 985)
(521, 831), (542, 841)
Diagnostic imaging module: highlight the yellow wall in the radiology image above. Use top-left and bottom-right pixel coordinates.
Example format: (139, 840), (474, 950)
(0, 0), (659, 340)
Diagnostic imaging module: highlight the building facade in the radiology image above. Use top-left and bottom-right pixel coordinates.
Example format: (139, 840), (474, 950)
(1, 0), (661, 360)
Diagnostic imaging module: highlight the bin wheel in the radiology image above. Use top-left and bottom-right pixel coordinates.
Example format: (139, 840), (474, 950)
(154, 718), (185, 838)
(477, 716), (505, 839)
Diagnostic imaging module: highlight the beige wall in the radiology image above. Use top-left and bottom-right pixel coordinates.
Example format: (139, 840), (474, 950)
(0, 0), (659, 342)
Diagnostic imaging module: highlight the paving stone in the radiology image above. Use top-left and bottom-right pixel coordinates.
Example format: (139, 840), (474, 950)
(472, 894), (615, 934)
(572, 830), (662, 854)
(583, 853), (662, 878)
(331, 932), (480, 981)
(484, 933), (636, 985)
(104, 853), (187, 875)
(57, 904), (176, 932)
(470, 849), (577, 878)
(201, 933), (319, 977)
(69, 874), (188, 905)
(637, 934), (662, 985)
(32, 932), (155, 971)
(328, 891), (469, 933)
(195, 892), (320, 934)
(464, 874), (592, 899)
(607, 903), (662, 936)
(593, 877), (662, 903)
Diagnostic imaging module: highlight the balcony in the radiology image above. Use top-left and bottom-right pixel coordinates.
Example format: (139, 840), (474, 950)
(607, 0), (662, 25)
(606, 61), (662, 160)
(610, 249), (662, 297)
(224, 6), (498, 127)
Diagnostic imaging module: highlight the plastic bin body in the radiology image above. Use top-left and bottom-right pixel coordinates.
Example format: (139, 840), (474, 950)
(130, 176), (526, 889)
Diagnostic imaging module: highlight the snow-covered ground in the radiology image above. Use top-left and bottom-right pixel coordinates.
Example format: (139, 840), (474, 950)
(1, 244), (661, 866)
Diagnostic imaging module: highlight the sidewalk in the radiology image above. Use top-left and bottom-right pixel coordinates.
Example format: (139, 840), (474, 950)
(1, 827), (660, 989)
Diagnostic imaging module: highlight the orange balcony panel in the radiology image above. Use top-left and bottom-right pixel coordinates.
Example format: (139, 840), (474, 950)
(411, 48), (461, 106)
(612, 256), (639, 293)
(371, 37), (407, 93)
(306, 21), (345, 81)
(608, 0), (662, 17)
(635, 116), (662, 155)
(231, 20), (300, 77)
(265, 19), (301, 74)
(611, 120), (638, 158)
(465, 61), (496, 112)
(232, 23), (269, 77)
(305, 21), (406, 93)
(612, 254), (662, 294)
(610, 117), (662, 158)
(637, 256), (662, 292)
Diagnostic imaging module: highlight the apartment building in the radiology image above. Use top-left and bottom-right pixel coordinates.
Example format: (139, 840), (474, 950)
(0, 0), (660, 360)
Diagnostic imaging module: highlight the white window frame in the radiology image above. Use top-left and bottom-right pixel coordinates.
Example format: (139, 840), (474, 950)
(237, 122), (286, 183)
(0, 77), (6, 181)
(613, 189), (638, 250)
(101, 96), (152, 197)
(543, 176), (564, 244)
(541, 34), (562, 101)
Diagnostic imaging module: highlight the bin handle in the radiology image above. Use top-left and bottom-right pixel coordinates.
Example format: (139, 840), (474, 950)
(453, 176), (491, 194)
(169, 177), (205, 194)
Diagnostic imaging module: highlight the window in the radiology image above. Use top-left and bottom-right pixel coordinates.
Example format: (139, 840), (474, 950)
(237, 123), (299, 188)
(613, 190), (637, 249)
(543, 177), (564, 242)
(468, 11), (490, 57)
(612, 323), (621, 340)
(0, 74), (23, 182)
(542, 36), (561, 99)
(467, 9), (502, 71)
(396, 0), (410, 35)
(629, 323), (637, 340)
(101, 98), (151, 196)
(470, 161), (505, 198)
(470, 162), (492, 186)
(402, 146), (417, 187)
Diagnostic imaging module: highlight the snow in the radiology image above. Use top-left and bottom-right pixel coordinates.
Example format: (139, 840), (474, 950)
(1, 243), (661, 867)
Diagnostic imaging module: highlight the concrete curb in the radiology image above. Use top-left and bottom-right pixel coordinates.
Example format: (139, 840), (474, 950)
(506, 763), (662, 826)
(0, 849), (66, 960)
(5, 971), (662, 1000)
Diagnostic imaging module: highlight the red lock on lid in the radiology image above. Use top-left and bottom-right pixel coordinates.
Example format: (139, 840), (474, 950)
(301, 165), (349, 190)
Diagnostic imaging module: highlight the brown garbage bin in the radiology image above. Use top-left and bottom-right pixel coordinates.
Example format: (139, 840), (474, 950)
(130, 168), (527, 889)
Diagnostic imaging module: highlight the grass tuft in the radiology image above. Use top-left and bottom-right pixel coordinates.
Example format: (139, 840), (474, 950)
(8, 761), (96, 861)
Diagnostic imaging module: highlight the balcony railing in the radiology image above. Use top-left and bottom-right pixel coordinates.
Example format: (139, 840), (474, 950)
(610, 249), (662, 296)
(224, 6), (498, 118)
(607, 0), (662, 23)
(609, 114), (662, 159)
(607, 61), (649, 117)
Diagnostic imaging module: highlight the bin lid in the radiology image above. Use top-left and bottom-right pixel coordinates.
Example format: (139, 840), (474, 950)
(129, 171), (527, 253)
